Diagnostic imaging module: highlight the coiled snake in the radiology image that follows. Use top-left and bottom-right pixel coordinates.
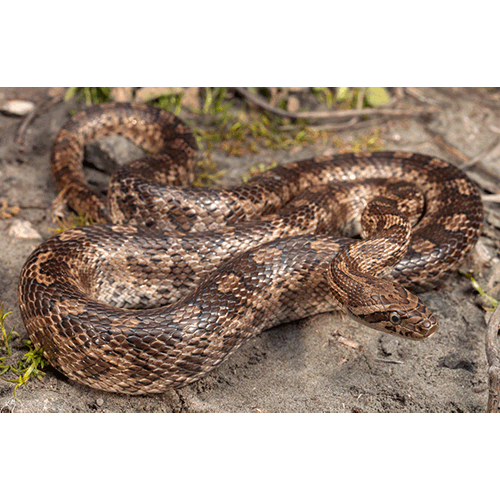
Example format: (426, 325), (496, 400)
(17, 102), (483, 394)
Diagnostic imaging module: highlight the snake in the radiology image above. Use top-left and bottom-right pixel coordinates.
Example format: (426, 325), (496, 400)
(17, 102), (484, 395)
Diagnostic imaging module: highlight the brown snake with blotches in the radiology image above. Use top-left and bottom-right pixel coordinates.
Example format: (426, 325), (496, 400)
(17, 102), (484, 394)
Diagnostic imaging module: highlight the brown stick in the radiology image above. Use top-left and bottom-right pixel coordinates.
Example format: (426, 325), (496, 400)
(486, 304), (500, 412)
(234, 87), (437, 121)
(15, 107), (37, 145)
(16, 92), (65, 146)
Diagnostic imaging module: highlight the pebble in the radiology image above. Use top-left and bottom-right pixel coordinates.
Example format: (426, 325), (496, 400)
(442, 353), (476, 372)
(96, 398), (104, 407)
(86, 136), (144, 174)
(8, 219), (42, 239)
(0, 99), (35, 116)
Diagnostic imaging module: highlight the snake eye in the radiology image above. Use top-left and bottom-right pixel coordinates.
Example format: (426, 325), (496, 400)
(389, 312), (402, 325)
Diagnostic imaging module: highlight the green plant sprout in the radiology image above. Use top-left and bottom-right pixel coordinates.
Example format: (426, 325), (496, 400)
(0, 304), (47, 399)
(65, 87), (112, 105)
(335, 87), (391, 109)
(0, 304), (16, 358)
(459, 271), (499, 311)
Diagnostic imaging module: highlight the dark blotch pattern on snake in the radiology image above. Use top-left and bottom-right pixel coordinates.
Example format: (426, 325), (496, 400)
(17, 102), (484, 394)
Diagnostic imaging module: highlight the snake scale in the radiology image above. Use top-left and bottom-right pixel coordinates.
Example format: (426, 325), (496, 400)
(17, 102), (484, 394)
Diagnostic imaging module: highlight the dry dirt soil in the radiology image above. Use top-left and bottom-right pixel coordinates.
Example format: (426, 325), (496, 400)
(1, 87), (499, 413)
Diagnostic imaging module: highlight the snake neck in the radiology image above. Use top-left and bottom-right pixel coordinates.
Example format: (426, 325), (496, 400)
(354, 196), (414, 275)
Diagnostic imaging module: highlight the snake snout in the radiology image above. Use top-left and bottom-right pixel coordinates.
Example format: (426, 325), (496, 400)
(409, 310), (439, 340)
(393, 294), (439, 340)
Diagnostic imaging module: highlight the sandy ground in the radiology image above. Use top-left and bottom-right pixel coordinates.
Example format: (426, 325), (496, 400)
(0, 87), (499, 413)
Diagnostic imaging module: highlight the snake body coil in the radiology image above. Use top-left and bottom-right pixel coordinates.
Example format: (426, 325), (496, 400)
(18, 103), (483, 394)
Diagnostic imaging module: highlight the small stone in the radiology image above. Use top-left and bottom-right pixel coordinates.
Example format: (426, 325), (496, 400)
(181, 87), (200, 110)
(0, 99), (35, 116)
(86, 136), (144, 174)
(135, 87), (182, 103)
(8, 219), (42, 239)
(96, 398), (104, 407)
(110, 87), (134, 102)
(442, 353), (475, 372)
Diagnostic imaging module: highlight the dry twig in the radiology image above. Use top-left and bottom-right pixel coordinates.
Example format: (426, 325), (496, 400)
(425, 127), (500, 191)
(234, 87), (437, 121)
(486, 304), (500, 412)
(15, 107), (37, 145)
(424, 127), (470, 163)
(460, 135), (500, 169)
(16, 93), (64, 146)
(482, 194), (500, 203)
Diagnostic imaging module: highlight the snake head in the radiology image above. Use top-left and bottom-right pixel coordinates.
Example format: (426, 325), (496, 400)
(343, 277), (439, 340)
